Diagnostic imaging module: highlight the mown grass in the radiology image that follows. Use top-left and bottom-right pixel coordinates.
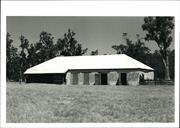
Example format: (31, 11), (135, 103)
(6, 82), (174, 123)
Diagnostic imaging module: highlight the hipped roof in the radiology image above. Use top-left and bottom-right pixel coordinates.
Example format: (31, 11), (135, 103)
(24, 54), (154, 74)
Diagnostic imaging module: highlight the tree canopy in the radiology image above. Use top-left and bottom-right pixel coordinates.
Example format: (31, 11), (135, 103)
(34, 31), (56, 63)
(112, 33), (150, 63)
(91, 49), (98, 55)
(142, 17), (174, 80)
(56, 29), (88, 56)
(6, 33), (20, 81)
(6, 29), (88, 81)
(112, 32), (174, 80)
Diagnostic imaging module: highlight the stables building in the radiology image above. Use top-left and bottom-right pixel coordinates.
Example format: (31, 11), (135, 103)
(24, 54), (154, 86)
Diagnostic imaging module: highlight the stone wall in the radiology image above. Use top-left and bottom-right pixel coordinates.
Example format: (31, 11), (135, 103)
(140, 71), (154, 80)
(89, 72), (96, 85)
(107, 72), (119, 85)
(66, 72), (72, 85)
(66, 70), (143, 86)
(127, 72), (140, 86)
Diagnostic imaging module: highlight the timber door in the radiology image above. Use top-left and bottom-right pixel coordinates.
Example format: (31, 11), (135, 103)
(95, 73), (101, 85)
(72, 73), (78, 85)
(84, 73), (89, 85)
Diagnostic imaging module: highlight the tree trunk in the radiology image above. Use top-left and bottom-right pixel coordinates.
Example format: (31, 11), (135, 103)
(162, 55), (170, 80)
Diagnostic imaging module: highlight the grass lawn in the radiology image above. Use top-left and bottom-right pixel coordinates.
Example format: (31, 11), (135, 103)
(6, 82), (174, 123)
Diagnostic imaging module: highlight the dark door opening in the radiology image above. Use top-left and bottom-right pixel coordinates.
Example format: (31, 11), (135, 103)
(121, 73), (127, 85)
(101, 73), (107, 85)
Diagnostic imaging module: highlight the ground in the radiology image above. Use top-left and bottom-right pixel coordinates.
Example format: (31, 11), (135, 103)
(6, 82), (174, 123)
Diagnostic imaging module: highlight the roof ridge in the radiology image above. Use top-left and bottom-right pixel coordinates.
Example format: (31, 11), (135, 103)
(56, 54), (125, 58)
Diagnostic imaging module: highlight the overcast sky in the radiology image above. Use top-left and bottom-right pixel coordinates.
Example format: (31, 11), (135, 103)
(7, 17), (174, 55)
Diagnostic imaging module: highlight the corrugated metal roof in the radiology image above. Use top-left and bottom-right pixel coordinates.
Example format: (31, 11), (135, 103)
(24, 54), (154, 74)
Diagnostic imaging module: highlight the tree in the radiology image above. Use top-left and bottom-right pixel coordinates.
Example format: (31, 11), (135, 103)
(19, 35), (30, 81)
(146, 50), (165, 80)
(27, 44), (38, 67)
(6, 33), (20, 81)
(55, 29), (88, 56)
(91, 49), (98, 55)
(35, 31), (56, 64)
(142, 17), (174, 80)
(112, 33), (150, 63)
(6, 32), (14, 67)
(168, 49), (175, 79)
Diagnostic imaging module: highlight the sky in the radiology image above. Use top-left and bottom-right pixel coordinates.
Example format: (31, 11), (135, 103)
(7, 17), (174, 55)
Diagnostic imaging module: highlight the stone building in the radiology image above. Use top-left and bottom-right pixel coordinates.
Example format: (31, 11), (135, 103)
(24, 54), (154, 86)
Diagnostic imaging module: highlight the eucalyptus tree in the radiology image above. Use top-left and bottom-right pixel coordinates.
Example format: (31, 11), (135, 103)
(55, 29), (88, 56)
(142, 17), (174, 80)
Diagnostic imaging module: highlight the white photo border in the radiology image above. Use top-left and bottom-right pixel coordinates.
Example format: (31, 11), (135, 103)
(1, 1), (180, 128)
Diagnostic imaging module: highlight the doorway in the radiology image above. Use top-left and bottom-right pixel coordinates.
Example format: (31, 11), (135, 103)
(72, 73), (78, 85)
(101, 73), (107, 85)
(84, 73), (89, 85)
(95, 73), (101, 85)
(121, 73), (127, 85)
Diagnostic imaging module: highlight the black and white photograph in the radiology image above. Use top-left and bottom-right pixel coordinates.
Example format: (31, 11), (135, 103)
(6, 16), (175, 122)
(1, 1), (180, 128)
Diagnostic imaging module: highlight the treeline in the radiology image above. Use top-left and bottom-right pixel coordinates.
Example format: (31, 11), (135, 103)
(112, 17), (175, 80)
(7, 17), (175, 82)
(112, 33), (174, 80)
(7, 29), (88, 81)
